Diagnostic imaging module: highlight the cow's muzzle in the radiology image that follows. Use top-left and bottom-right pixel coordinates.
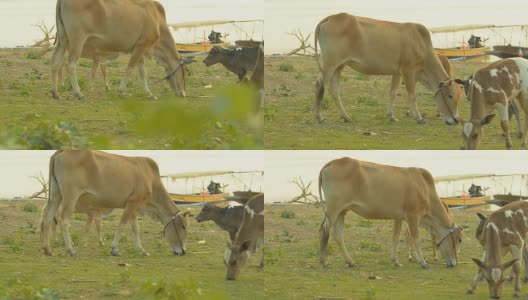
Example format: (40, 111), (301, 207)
(173, 248), (186, 256)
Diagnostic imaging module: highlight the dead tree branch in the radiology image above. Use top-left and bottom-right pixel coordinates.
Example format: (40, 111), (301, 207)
(288, 177), (321, 206)
(30, 172), (48, 199)
(287, 29), (315, 56)
(30, 21), (56, 56)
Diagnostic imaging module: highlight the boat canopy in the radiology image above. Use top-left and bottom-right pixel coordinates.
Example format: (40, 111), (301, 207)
(161, 170), (263, 180)
(168, 20), (264, 30)
(430, 24), (528, 33)
(434, 173), (528, 182)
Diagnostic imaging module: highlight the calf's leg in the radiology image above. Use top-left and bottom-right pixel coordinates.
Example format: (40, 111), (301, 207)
(333, 211), (355, 267)
(391, 219), (403, 266)
(406, 216), (428, 268)
(328, 66), (351, 122)
(467, 251), (486, 294)
(387, 74), (401, 122)
(401, 71), (425, 124)
(130, 215), (149, 256)
(314, 75), (325, 123)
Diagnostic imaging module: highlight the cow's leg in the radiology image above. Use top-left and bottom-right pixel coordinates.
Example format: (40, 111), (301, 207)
(259, 248), (264, 269)
(58, 57), (67, 91)
(467, 250), (486, 294)
(328, 66), (352, 122)
(510, 102), (523, 138)
(66, 37), (87, 99)
(101, 64), (110, 91)
(50, 41), (68, 99)
(406, 216), (428, 268)
(120, 47), (146, 97)
(497, 102), (513, 149)
(406, 228), (414, 262)
(401, 71), (425, 124)
(333, 211), (355, 267)
(90, 59), (99, 92)
(387, 74), (401, 122)
(137, 59), (157, 100)
(511, 245), (523, 297)
(431, 233), (438, 261)
(314, 74), (326, 123)
(319, 213), (331, 267)
(522, 245), (528, 282)
(130, 216), (149, 256)
(515, 95), (528, 149)
(60, 197), (78, 256)
(95, 218), (104, 246)
(85, 213), (93, 233)
(391, 220), (403, 266)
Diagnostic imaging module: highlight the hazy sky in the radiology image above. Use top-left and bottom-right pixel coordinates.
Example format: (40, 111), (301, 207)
(0, 150), (264, 199)
(265, 151), (528, 203)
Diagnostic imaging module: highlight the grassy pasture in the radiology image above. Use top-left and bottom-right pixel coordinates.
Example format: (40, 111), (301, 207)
(264, 56), (522, 150)
(0, 49), (262, 149)
(265, 204), (511, 300)
(0, 200), (264, 299)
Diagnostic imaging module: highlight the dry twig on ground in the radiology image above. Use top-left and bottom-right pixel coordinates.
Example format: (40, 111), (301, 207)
(287, 29), (315, 56)
(288, 177), (321, 206)
(30, 172), (48, 199)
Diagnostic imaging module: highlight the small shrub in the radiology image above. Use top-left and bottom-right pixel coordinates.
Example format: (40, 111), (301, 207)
(9, 81), (31, 96)
(356, 73), (369, 81)
(279, 63), (294, 72)
(264, 106), (276, 121)
(356, 95), (378, 107)
(23, 203), (38, 213)
(294, 73), (305, 80)
(73, 213), (87, 221)
(280, 210), (295, 219)
(26, 52), (42, 60)
(296, 220), (306, 226)
(359, 241), (382, 252)
(78, 59), (92, 68)
(357, 219), (372, 228)
(4, 237), (22, 253)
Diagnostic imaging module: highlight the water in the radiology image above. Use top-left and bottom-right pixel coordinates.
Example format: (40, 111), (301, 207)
(0, 0), (263, 47)
(0, 151), (264, 199)
(264, 0), (528, 54)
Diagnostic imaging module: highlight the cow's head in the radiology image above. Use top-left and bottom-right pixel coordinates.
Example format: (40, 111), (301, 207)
(455, 76), (473, 100)
(435, 79), (462, 125)
(472, 258), (518, 299)
(165, 57), (195, 98)
(460, 114), (496, 150)
(224, 240), (251, 280)
(475, 213), (487, 241)
(437, 225), (464, 267)
(203, 46), (225, 67)
(195, 203), (214, 222)
(163, 211), (191, 255)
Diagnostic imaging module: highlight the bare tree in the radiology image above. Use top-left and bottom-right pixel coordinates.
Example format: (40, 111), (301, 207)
(288, 177), (321, 206)
(30, 21), (56, 56)
(287, 29), (315, 56)
(30, 172), (48, 199)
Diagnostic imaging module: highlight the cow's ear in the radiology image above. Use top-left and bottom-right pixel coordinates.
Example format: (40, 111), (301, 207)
(182, 57), (195, 65)
(240, 240), (251, 252)
(454, 79), (467, 85)
(502, 258), (519, 270)
(477, 213), (487, 221)
(481, 114), (495, 125)
(472, 258), (487, 270)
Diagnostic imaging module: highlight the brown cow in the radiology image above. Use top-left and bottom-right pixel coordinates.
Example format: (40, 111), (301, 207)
(314, 13), (461, 125)
(40, 150), (190, 257)
(50, 0), (192, 99)
(467, 201), (528, 298)
(319, 158), (463, 269)
(225, 193), (264, 280)
(455, 57), (528, 150)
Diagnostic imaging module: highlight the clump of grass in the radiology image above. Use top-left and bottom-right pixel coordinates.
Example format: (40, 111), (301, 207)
(280, 210), (295, 219)
(294, 73), (305, 80)
(296, 220), (306, 226)
(9, 81), (31, 96)
(142, 279), (228, 300)
(356, 73), (369, 81)
(264, 107), (276, 121)
(356, 95), (379, 107)
(23, 203), (38, 213)
(78, 59), (92, 68)
(359, 241), (382, 252)
(357, 219), (372, 228)
(26, 52), (43, 60)
(279, 63), (294, 72)
(4, 237), (22, 253)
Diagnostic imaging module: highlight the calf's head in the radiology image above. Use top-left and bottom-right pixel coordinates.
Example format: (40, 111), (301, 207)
(163, 211), (191, 255)
(435, 79), (462, 125)
(195, 203), (214, 222)
(224, 240), (252, 280)
(437, 225), (464, 267)
(460, 114), (496, 150)
(203, 46), (225, 67)
(472, 258), (518, 299)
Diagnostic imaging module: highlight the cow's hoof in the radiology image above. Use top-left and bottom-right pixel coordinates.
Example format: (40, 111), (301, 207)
(119, 91), (126, 98)
(258, 263), (264, 269)
(74, 93), (84, 100)
(68, 250), (76, 257)
(421, 263), (430, 269)
(111, 248), (120, 256)
(394, 262), (403, 267)
(416, 118), (426, 125)
(316, 117), (325, 124)
(521, 143), (527, 150)
(343, 117), (352, 123)
(518, 133), (523, 139)
(51, 92), (61, 100)
(321, 262), (329, 268)
(43, 249), (53, 256)
(142, 251), (150, 257)
(513, 292), (520, 298)
(148, 95), (158, 100)
(466, 289), (474, 295)
(105, 86), (111, 92)
(389, 116), (398, 122)
(408, 257), (413, 262)
(347, 262), (357, 268)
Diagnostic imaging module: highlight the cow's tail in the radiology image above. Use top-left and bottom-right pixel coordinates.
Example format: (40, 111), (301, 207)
(40, 151), (63, 252)
(318, 165), (330, 266)
(314, 19), (324, 74)
(54, 0), (67, 46)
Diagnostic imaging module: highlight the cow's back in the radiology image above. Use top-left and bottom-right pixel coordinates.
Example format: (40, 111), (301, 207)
(321, 158), (436, 219)
(438, 55), (454, 78)
(483, 200), (528, 247)
(317, 13), (432, 75)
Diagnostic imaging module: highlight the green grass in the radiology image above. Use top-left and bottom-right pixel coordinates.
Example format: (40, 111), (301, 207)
(0, 200), (264, 299)
(265, 204), (509, 299)
(264, 56), (521, 149)
(0, 49), (262, 149)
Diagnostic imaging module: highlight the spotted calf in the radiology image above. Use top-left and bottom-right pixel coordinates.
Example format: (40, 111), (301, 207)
(455, 57), (528, 150)
(467, 200), (528, 298)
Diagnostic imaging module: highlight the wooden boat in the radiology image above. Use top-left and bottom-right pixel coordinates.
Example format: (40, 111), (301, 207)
(440, 195), (491, 208)
(486, 45), (528, 59)
(175, 42), (230, 54)
(490, 194), (528, 207)
(235, 40), (263, 47)
(434, 46), (492, 60)
(169, 192), (230, 205)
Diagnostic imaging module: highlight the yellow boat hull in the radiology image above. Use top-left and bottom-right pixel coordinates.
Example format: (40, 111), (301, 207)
(175, 42), (230, 53)
(441, 195), (491, 208)
(434, 47), (492, 60)
(170, 193), (230, 204)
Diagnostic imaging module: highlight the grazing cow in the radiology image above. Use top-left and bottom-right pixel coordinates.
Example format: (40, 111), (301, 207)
(319, 158), (463, 269)
(40, 150), (191, 257)
(406, 201), (451, 262)
(50, 200), (115, 246)
(314, 13), (462, 125)
(51, 0), (193, 100)
(467, 201), (528, 298)
(195, 203), (244, 242)
(455, 57), (528, 149)
(225, 193), (264, 280)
